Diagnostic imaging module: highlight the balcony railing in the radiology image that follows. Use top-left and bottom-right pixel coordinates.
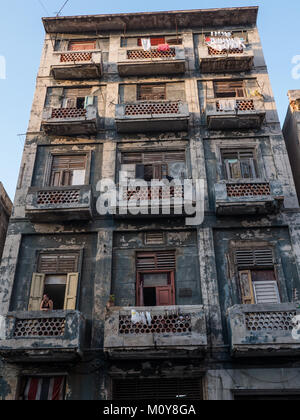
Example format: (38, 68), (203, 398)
(51, 50), (102, 79)
(25, 185), (93, 222)
(206, 97), (266, 130)
(41, 105), (98, 136)
(118, 46), (185, 76)
(214, 180), (284, 216)
(114, 181), (195, 218)
(199, 41), (254, 73)
(227, 304), (300, 357)
(116, 101), (189, 133)
(104, 305), (207, 358)
(0, 310), (85, 362)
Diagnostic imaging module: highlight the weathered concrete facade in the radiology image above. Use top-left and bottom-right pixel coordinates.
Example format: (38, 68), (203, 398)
(283, 90), (300, 204)
(1, 7), (300, 400)
(0, 183), (12, 262)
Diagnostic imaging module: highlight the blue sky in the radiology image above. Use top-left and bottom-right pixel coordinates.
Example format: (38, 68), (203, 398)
(0, 0), (299, 199)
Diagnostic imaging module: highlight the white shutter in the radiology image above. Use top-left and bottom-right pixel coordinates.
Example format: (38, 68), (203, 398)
(253, 281), (280, 304)
(120, 164), (136, 180)
(84, 96), (95, 108)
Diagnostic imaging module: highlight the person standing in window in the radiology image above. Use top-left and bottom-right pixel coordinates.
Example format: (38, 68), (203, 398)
(40, 294), (53, 311)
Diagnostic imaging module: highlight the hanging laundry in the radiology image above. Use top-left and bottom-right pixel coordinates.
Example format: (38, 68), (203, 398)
(218, 99), (236, 112)
(157, 43), (170, 52)
(141, 38), (151, 51)
(131, 309), (152, 325)
(206, 36), (246, 52)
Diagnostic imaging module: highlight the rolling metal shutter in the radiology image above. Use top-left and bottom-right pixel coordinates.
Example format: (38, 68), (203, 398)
(113, 377), (203, 400)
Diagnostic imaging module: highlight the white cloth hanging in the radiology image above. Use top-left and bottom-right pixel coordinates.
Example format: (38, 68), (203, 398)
(218, 99), (236, 112)
(141, 38), (151, 51)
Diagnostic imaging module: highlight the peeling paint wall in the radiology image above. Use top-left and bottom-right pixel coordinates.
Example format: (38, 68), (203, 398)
(1, 7), (300, 400)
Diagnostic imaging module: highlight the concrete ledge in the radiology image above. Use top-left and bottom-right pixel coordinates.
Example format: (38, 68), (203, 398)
(0, 310), (85, 362)
(104, 305), (207, 359)
(25, 185), (93, 222)
(227, 304), (300, 357)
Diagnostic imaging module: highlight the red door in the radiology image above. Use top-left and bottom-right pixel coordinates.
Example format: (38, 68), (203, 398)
(156, 286), (174, 306)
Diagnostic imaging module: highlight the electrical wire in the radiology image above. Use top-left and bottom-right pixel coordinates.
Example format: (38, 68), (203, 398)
(56, 0), (70, 16)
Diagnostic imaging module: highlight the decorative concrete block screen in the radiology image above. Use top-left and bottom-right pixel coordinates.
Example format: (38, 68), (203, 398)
(119, 313), (192, 335)
(226, 183), (271, 197)
(245, 311), (296, 332)
(208, 46), (244, 55)
(127, 48), (176, 60)
(14, 318), (66, 337)
(60, 52), (92, 62)
(122, 185), (184, 201)
(125, 101), (180, 116)
(51, 108), (87, 119)
(37, 189), (80, 205)
(216, 100), (255, 112)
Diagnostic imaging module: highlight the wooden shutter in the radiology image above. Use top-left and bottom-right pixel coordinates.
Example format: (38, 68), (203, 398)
(69, 40), (96, 51)
(239, 270), (255, 304)
(214, 81), (245, 98)
(137, 84), (166, 100)
(64, 273), (79, 310)
(38, 253), (79, 274)
(62, 98), (76, 108)
(145, 232), (165, 245)
(156, 286), (174, 306)
(50, 155), (86, 187)
(235, 248), (274, 269)
(84, 96), (95, 108)
(136, 251), (176, 271)
(28, 273), (45, 311)
(252, 281), (280, 304)
(137, 37), (165, 46)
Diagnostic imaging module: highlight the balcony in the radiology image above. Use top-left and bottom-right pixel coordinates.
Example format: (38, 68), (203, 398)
(104, 305), (207, 359)
(206, 98), (265, 130)
(0, 310), (85, 362)
(51, 51), (103, 80)
(25, 185), (93, 222)
(199, 44), (254, 73)
(116, 101), (189, 133)
(114, 181), (195, 218)
(214, 180), (284, 216)
(117, 46), (186, 76)
(227, 304), (300, 357)
(41, 105), (98, 136)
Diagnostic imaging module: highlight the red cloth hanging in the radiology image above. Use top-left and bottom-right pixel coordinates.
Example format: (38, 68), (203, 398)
(157, 44), (170, 52)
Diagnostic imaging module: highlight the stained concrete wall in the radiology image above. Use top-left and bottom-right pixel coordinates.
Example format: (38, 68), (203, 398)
(0, 184), (12, 262)
(1, 8), (300, 400)
(283, 91), (300, 204)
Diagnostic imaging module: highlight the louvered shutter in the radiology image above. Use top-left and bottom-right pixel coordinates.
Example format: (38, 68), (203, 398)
(38, 253), (79, 274)
(137, 251), (176, 271)
(64, 273), (79, 310)
(239, 270), (254, 304)
(28, 273), (45, 311)
(235, 248), (274, 268)
(145, 232), (164, 245)
(253, 281), (280, 304)
(138, 84), (166, 100)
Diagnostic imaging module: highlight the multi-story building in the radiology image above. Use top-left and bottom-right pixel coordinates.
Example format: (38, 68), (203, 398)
(283, 90), (300, 204)
(1, 6), (300, 400)
(0, 183), (12, 261)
